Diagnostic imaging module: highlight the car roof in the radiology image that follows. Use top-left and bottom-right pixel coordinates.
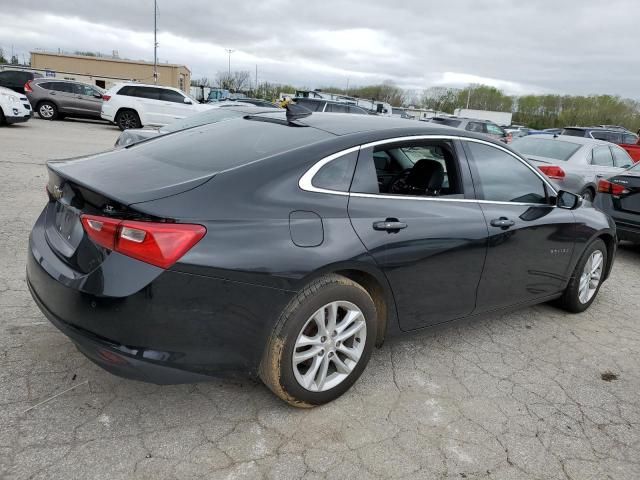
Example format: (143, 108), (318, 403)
(563, 126), (625, 133)
(32, 77), (90, 85)
(256, 110), (494, 138)
(517, 133), (614, 147)
(113, 82), (181, 90)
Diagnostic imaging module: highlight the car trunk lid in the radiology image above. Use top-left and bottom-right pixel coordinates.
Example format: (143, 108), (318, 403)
(610, 171), (640, 213)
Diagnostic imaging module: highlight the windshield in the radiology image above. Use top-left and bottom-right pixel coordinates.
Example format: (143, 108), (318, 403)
(511, 137), (581, 161)
(159, 109), (245, 134)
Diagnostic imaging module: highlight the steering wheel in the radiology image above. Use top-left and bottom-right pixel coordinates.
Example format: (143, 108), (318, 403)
(387, 168), (413, 194)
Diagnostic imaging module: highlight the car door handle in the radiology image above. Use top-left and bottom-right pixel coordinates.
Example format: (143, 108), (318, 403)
(490, 217), (515, 229)
(373, 218), (408, 232)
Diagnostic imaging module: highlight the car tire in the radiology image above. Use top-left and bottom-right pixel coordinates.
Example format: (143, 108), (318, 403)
(557, 238), (607, 313)
(260, 274), (377, 407)
(37, 101), (58, 120)
(115, 109), (141, 131)
(581, 188), (595, 203)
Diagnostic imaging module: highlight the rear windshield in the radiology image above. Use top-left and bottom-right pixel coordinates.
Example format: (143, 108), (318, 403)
(511, 137), (581, 161)
(159, 109), (245, 134)
(131, 117), (332, 172)
(431, 118), (461, 127)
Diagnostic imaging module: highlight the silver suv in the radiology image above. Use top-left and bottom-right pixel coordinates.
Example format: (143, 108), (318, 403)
(25, 78), (104, 121)
(428, 116), (509, 143)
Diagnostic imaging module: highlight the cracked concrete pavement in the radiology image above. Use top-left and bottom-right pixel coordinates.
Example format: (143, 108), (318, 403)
(1, 118), (640, 479)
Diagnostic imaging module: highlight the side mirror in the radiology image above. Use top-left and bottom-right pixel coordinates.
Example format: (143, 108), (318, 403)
(556, 190), (582, 210)
(183, 97), (192, 104)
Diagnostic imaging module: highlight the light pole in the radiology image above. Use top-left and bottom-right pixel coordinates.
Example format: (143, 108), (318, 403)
(153, 0), (158, 84)
(225, 49), (234, 76)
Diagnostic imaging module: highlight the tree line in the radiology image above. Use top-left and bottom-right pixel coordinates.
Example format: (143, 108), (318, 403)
(191, 73), (640, 131)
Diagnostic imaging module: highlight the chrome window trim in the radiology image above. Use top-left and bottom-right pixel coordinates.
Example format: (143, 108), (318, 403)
(298, 134), (557, 201)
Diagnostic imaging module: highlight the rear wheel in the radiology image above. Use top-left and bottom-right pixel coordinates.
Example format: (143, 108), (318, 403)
(115, 109), (141, 130)
(581, 188), (595, 203)
(38, 101), (58, 120)
(260, 274), (377, 407)
(557, 238), (607, 313)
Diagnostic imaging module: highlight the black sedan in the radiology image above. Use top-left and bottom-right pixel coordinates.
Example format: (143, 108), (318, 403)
(594, 162), (640, 244)
(27, 108), (616, 407)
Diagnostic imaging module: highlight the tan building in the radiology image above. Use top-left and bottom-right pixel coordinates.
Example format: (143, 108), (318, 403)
(30, 51), (191, 92)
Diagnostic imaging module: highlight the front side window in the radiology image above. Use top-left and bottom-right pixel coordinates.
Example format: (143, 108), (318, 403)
(351, 141), (462, 197)
(486, 123), (505, 136)
(74, 84), (99, 96)
(135, 87), (161, 100)
(591, 146), (614, 166)
(466, 142), (547, 204)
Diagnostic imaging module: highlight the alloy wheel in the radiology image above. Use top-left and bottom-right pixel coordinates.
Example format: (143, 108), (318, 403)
(119, 112), (138, 129)
(578, 250), (604, 304)
(292, 301), (366, 392)
(39, 104), (54, 119)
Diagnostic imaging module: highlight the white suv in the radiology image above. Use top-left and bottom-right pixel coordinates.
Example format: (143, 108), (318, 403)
(0, 86), (32, 125)
(101, 83), (212, 130)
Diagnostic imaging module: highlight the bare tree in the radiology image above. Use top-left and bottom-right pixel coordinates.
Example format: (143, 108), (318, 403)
(215, 70), (251, 92)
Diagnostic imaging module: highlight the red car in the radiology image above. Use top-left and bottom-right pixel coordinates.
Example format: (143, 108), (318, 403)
(562, 127), (640, 162)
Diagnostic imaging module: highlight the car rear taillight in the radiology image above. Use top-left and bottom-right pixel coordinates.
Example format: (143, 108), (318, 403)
(24, 80), (33, 93)
(538, 165), (566, 179)
(506, 133), (513, 144)
(80, 214), (206, 268)
(597, 179), (629, 197)
(102, 95), (111, 101)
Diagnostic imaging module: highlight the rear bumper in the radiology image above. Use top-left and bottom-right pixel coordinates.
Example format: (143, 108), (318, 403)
(27, 206), (294, 383)
(616, 222), (640, 243)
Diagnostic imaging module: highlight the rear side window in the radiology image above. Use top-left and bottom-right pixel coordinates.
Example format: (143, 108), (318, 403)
(511, 137), (581, 161)
(131, 117), (331, 173)
(431, 118), (461, 127)
(49, 82), (73, 93)
(134, 87), (161, 100)
(117, 85), (136, 96)
(486, 123), (505, 136)
(351, 141), (462, 197)
(466, 142), (547, 204)
(591, 146), (614, 166)
(591, 131), (620, 143)
(325, 103), (349, 113)
(611, 147), (633, 168)
(311, 150), (358, 191)
(622, 134), (638, 144)
(295, 99), (323, 112)
(160, 89), (186, 103)
(466, 122), (485, 133)
(38, 82), (52, 90)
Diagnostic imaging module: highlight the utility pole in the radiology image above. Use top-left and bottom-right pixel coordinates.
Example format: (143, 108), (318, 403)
(225, 49), (234, 76)
(255, 64), (258, 92)
(153, 0), (158, 84)
(466, 85), (472, 109)
(346, 78), (350, 96)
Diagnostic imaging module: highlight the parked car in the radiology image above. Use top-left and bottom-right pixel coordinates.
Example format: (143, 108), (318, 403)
(115, 105), (280, 147)
(293, 97), (372, 114)
(25, 78), (104, 121)
(0, 69), (42, 94)
(562, 127), (640, 162)
(209, 97), (279, 108)
(28, 111), (616, 407)
(429, 116), (510, 143)
(594, 162), (640, 244)
(511, 134), (634, 201)
(542, 128), (562, 135)
(101, 83), (212, 130)
(0, 86), (32, 125)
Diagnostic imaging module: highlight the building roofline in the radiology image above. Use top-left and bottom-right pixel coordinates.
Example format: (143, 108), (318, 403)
(30, 51), (191, 73)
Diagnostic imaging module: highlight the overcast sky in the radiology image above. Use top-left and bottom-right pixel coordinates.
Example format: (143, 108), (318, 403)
(0, 0), (638, 97)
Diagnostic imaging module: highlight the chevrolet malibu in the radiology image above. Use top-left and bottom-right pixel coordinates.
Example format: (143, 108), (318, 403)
(27, 108), (616, 407)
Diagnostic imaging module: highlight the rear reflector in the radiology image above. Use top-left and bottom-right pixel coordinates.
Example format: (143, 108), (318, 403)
(538, 165), (566, 179)
(597, 179), (629, 197)
(80, 214), (206, 268)
(102, 94), (111, 101)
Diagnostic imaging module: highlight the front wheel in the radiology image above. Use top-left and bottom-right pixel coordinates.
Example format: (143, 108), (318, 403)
(260, 274), (377, 407)
(556, 238), (607, 313)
